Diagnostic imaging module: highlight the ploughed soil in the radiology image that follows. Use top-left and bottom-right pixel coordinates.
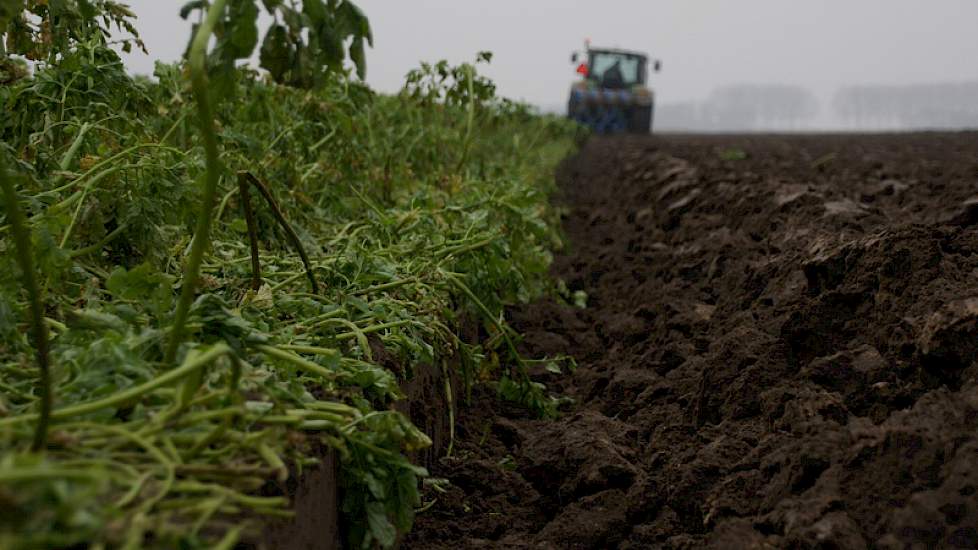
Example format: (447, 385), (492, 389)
(403, 133), (978, 549)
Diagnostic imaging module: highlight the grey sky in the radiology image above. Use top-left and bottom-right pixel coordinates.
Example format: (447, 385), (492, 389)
(124, 1), (978, 110)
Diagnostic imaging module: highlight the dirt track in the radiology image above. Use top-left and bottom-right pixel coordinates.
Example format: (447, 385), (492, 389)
(404, 133), (978, 549)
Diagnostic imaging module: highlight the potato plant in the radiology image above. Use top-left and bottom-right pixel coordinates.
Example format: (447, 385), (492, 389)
(0, 1), (576, 547)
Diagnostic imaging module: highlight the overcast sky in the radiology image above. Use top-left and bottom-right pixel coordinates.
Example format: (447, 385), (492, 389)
(124, 1), (978, 110)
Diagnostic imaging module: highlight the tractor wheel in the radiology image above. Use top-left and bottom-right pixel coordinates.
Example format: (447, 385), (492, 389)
(628, 103), (654, 134)
(567, 96), (579, 121)
(568, 96), (593, 129)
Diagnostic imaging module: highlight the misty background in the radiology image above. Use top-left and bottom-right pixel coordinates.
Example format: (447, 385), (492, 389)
(123, 1), (978, 132)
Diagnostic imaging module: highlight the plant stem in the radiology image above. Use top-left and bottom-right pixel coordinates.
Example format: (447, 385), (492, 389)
(237, 172), (262, 291)
(350, 277), (417, 296)
(455, 64), (477, 174)
(165, 0), (229, 364)
(335, 319), (412, 341)
(57, 122), (91, 172)
(68, 223), (128, 258)
(254, 344), (337, 380)
(240, 171), (319, 294)
(0, 164), (53, 451)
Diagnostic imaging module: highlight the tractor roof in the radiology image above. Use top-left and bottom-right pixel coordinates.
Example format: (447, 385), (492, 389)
(589, 47), (648, 59)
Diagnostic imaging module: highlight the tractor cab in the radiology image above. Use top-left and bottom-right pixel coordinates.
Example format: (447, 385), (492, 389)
(568, 47), (661, 134)
(574, 49), (656, 89)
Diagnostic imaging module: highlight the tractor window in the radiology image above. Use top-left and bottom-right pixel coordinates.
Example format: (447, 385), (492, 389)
(589, 52), (643, 87)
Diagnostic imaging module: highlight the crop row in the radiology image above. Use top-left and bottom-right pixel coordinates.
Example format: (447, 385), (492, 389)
(0, 6), (577, 547)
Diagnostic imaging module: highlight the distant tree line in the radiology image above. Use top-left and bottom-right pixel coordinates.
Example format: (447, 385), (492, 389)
(656, 81), (978, 131)
(657, 84), (819, 131)
(832, 82), (978, 129)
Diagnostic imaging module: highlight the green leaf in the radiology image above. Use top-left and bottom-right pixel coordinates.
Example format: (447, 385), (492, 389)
(207, 61), (240, 103)
(105, 263), (174, 316)
(343, 1), (372, 45)
(76, 0), (96, 19)
(364, 472), (385, 500)
(226, 0), (259, 59)
(572, 290), (588, 309)
(5, 14), (34, 57)
(229, 217), (248, 234)
(349, 35), (366, 80)
(0, 0), (21, 32)
(302, 0), (326, 20)
(393, 466), (419, 531)
(314, 19), (345, 72)
(365, 502), (396, 548)
(718, 148), (747, 161)
(259, 24), (293, 83)
(65, 309), (128, 333)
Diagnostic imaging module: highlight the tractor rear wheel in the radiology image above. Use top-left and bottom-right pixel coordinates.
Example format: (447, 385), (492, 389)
(628, 103), (654, 134)
(567, 96), (579, 121)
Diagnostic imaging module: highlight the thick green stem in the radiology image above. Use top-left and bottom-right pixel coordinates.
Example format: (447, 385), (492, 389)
(436, 235), (497, 259)
(257, 442), (288, 482)
(255, 344), (337, 380)
(0, 165), (53, 451)
(213, 525), (245, 550)
(335, 319), (412, 341)
(165, 0), (229, 364)
(350, 277), (417, 296)
(57, 122), (92, 173)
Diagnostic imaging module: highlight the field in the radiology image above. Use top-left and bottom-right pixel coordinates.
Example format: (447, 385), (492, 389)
(406, 133), (978, 549)
(4, 4), (978, 549)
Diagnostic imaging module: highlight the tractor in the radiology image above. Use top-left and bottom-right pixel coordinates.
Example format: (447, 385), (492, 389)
(567, 46), (661, 134)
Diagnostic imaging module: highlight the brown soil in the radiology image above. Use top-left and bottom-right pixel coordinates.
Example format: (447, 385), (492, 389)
(403, 133), (978, 549)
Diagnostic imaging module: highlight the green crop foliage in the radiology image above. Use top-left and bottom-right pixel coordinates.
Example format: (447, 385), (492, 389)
(0, 3), (577, 548)
(0, 0), (145, 62)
